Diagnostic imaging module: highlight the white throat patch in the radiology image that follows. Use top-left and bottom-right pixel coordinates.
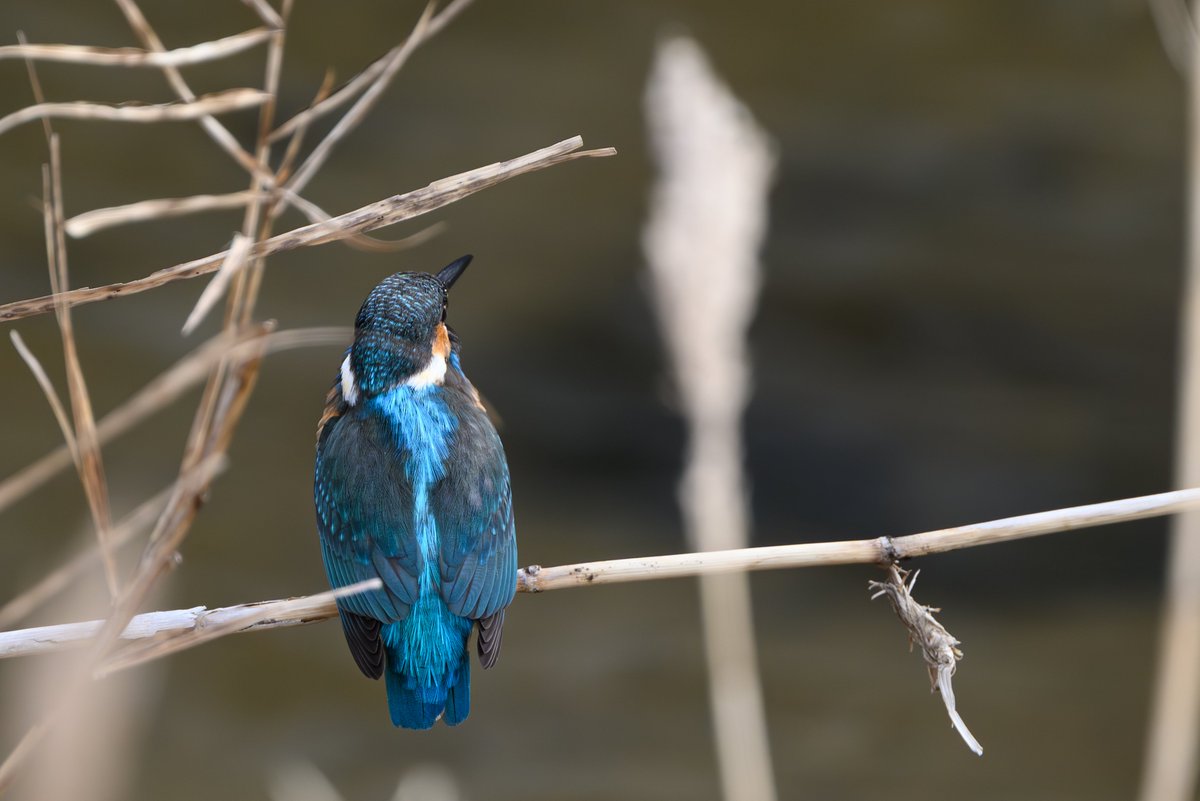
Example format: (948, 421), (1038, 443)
(340, 355), (360, 406)
(405, 353), (447, 390)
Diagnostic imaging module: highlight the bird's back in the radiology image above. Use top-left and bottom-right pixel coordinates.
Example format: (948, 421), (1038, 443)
(314, 354), (516, 728)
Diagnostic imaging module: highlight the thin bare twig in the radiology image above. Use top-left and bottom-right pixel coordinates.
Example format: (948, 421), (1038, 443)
(870, 565), (983, 755)
(0, 137), (616, 322)
(3, 486), (1199, 662)
(0, 28), (272, 68)
(65, 191), (267, 238)
(44, 138), (120, 600)
(9, 331), (80, 467)
(230, 0), (291, 329)
(0, 89), (271, 137)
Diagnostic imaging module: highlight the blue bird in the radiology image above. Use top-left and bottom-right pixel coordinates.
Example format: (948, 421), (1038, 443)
(314, 255), (517, 729)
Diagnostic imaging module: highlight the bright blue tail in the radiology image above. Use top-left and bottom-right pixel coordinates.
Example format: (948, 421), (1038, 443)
(382, 604), (473, 729)
(384, 649), (470, 729)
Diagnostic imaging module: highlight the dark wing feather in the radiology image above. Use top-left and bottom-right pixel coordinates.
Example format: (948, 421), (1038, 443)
(337, 608), (384, 679)
(435, 381), (518, 624)
(315, 400), (420, 627)
(476, 609), (505, 669)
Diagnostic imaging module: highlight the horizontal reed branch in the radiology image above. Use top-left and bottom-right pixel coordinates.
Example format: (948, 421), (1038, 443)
(0, 89), (271, 137)
(0, 28), (272, 68)
(0, 486), (1194, 662)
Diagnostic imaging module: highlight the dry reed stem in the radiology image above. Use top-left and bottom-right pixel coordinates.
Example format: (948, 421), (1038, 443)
(1140, 18), (1200, 801)
(869, 565), (983, 755)
(64, 185), (416, 250)
(65, 191), (267, 238)
(9, 331), (81, 467)
(1149, 0), (1196, 76)
(0, 326), (349, 515)
(44, 137), (121, 600)
(0, 28), (272, 68)
(1, 486), (1196, 662)
(231, 0), (291, 329)
(0, 89), (271, 137)
(0, 137), (615, 322)
(644, 35), (777, 801)
(268, 0), (473, 144)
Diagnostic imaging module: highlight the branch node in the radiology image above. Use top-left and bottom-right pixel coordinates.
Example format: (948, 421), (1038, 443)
(875, 535), (900, 564)
(518, 564), (543, 593)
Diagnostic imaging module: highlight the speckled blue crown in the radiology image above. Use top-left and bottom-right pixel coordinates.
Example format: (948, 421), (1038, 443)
(350, 272), (446, 395)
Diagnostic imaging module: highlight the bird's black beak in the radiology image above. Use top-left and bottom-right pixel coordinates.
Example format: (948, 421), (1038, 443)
(436, 255), (473, 290)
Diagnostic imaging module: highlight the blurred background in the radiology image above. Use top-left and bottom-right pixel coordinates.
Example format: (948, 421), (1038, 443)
(0, 1), (1186, 799)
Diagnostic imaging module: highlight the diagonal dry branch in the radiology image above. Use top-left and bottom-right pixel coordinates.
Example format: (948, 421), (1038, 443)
(0, 28), (273, 68)
(1, 486), (1196, 662)
(0, 137), (616, 322)
(0, 89), (271, 137)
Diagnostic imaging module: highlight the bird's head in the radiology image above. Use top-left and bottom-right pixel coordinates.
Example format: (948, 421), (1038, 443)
(341, 255), (472, 403)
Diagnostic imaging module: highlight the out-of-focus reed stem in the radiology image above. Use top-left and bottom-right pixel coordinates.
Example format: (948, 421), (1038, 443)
(1140, 16), (1200, 801)
(644, 36), (778, 801)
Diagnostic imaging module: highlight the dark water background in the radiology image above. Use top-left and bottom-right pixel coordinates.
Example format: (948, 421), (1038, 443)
(0, 1), (1186, 799)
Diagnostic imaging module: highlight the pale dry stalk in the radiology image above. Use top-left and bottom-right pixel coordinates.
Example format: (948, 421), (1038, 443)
(0, 89), (271, 137)
(644, 35), (777, 801)
(1141, 19), (1200, 801)
(0, 28), (272, 68)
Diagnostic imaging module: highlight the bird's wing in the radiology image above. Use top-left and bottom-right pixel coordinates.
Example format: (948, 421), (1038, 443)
(434, 405), (518, 623)
(315, 402), (421, 626)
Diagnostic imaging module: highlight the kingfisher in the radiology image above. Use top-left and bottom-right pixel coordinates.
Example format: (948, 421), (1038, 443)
(313, 255), (517, 729)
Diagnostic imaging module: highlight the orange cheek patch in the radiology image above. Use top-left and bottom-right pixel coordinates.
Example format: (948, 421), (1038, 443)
(433, 322), (451, 359)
